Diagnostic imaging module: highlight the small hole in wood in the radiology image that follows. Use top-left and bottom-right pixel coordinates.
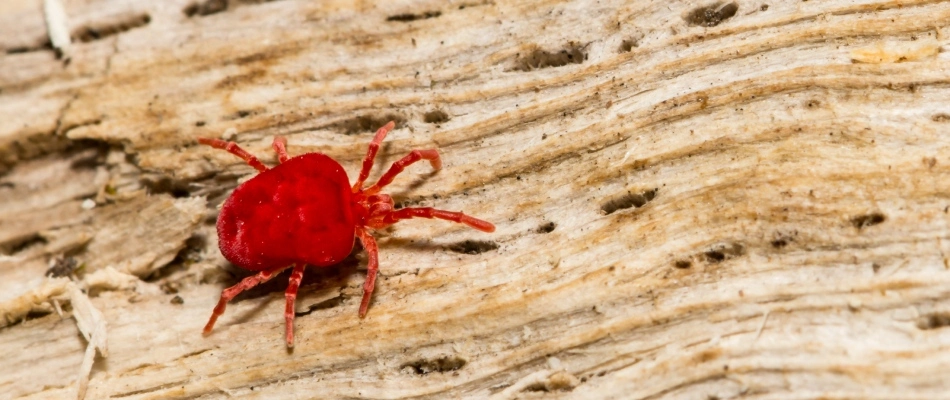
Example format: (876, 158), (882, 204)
(619, 39), (638, 53)
(401, 355), (466, 374)
(387, 11), (442, 22)
(512, 42), (587, 72)
(851, 212), (886, 229)
(423, 110), (450, 124)
(536, 222), (557, 234)
(601, 188), (657, 215)
(330, 114), (406, 135)
(685, 2), (739, 27)
(447, 240), (498, 255)
(917, 313), (950, 330)
(184, 0), (228, 17)
(73, 13), (151, 43)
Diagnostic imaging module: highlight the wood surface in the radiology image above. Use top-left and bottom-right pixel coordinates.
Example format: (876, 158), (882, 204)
(2, 0), (950, 398)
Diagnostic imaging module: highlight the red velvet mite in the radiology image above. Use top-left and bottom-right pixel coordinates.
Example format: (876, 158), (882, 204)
(198, 121), (494, 347)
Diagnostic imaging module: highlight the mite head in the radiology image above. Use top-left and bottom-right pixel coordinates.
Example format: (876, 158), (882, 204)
(351, 192), (396, 230)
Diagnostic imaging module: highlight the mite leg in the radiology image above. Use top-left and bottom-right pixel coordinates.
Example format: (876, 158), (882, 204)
(284, 264), (306, 347)
(363, 149), (442, 195)
(203, 266), (289, 335)
(355, 228), (379, 318)
(198, 138), (268, 172)
(272, 136), (290, 163)
(353, 121), (396, 191)
(380, 207), (495, 232)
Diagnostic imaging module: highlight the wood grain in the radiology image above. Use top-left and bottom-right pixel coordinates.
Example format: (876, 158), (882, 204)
(2, 0), (949, 399)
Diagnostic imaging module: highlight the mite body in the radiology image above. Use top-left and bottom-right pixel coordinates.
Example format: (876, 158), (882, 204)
(199, 122), (494, 347)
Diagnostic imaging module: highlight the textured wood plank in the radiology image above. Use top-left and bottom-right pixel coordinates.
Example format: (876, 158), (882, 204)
(2, 0), (950, 399)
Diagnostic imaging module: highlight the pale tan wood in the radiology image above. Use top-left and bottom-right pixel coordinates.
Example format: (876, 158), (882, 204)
(2, 0), (950, 399)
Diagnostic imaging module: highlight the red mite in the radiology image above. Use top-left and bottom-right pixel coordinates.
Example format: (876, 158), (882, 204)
(198, 121), (495, 347)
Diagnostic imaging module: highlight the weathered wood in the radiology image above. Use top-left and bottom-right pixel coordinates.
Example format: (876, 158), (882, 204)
(2, 0), (950, 398)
